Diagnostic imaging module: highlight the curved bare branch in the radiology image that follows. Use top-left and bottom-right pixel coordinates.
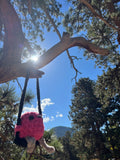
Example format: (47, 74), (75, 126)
(0, 32), (109, 83)
(31, 33), (109, 69)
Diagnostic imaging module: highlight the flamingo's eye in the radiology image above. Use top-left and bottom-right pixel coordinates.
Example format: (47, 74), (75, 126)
(29, 115), (34, 120)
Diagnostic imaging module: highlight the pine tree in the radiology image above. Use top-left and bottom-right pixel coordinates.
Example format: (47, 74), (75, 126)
(96, 68), (120, 159)
(59, 131), (79, 160)
(69, 78), (110, 160)
(0, 84), (22, 160)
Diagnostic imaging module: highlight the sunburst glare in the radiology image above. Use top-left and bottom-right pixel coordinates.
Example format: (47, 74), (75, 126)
(30, 52), (40, 62)
(30, 55), (39, 62)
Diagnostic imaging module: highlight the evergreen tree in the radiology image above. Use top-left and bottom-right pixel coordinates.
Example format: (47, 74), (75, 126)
(96, 68), (120, 159)
(69, 78), (110, 160)
(0, 84), (22, 160)
(95, 66), (120, 107)
(59, 131), (79, 160)
(105, 96), (120, 159)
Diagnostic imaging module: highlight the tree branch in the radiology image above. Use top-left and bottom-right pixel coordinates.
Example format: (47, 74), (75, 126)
(79, 0), (119, 31)
(0, 0), (25, 63)
(15, 78), (22, 91)
(104, 1), (120, 44)
(0, 33), (109, 83)
(42, 5), (62, 40)
(26, 33), (109, 69)
(105, 1), (120, 27)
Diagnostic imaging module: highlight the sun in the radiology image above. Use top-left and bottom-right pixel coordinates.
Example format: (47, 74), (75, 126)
(30, 55), (38, 62)
(30, 55), (39, 62)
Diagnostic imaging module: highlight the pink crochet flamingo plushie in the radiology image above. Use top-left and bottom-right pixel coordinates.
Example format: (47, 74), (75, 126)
(15, 112), (55, 154)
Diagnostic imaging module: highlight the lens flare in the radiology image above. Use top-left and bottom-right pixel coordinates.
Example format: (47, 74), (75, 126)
(30, 52), (40, 62)
(30, 55), (39, 62)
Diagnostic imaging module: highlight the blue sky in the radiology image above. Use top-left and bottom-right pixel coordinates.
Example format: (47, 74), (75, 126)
(13, 35), (104, 130)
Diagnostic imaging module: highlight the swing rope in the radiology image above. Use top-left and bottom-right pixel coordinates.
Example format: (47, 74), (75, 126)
(16, 75), (42, 126)
(36, 78), (42, 116)
(17, 73), (29, 125)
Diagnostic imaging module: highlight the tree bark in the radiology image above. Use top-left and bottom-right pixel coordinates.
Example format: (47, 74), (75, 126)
(0, 0), (25, 63)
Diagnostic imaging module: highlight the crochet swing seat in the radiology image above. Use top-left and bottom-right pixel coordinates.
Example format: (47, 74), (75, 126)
(14, 112), (44, 147)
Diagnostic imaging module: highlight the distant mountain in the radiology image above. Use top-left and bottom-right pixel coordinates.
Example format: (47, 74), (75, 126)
(51, 126), (73, 138)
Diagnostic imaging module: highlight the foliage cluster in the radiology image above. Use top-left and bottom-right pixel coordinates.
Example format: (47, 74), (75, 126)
(69, 77), (120, 160)
(0, 84), (23, 160)
(63, 0), (120, 67)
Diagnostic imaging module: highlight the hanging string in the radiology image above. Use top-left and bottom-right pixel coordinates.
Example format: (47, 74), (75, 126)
(36, 78), (42, 116)
(17, 73), (29, 125)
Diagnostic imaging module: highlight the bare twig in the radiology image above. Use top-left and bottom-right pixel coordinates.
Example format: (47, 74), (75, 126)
(15, 78), (22, 91)
(66, 49), (81, 79)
